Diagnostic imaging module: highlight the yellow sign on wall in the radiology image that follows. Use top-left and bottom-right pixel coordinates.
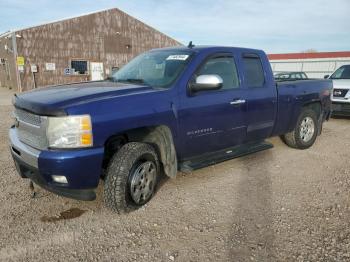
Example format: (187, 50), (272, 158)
(16, 56), (25, 66)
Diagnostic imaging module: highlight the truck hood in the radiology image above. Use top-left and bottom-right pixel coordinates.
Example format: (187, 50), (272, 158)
(14, 81), (157, 116)
(332, 79), (350, 89)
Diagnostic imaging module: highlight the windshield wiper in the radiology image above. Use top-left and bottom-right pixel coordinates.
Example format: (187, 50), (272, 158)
(115, 78), (148, 85)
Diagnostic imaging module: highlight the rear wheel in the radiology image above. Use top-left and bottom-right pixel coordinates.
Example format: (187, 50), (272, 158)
(282, 108), (318, 149)
(104, 142), (159, 213)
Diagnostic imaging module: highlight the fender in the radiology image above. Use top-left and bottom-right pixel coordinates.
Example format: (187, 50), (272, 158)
(128, 125), (178, 178)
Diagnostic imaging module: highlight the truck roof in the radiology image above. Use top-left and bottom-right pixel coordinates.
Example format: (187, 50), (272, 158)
(151, 45), (265, 54)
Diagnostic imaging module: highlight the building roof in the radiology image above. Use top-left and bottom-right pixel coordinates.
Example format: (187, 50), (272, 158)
(153, 45), (264, 54)
(0, 8), (180, 45)
(268, 51), (350, 60)
(0, 8), (118, 36)
(0, 31), (11, 38)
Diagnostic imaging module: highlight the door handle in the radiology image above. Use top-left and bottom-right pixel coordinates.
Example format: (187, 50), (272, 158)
(230, 99), (246, 105)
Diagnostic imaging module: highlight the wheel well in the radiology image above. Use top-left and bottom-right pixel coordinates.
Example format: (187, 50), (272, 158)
(102, 126), (177, 178)
(102, 134), (128, 170)
(303, 102), (321, 118)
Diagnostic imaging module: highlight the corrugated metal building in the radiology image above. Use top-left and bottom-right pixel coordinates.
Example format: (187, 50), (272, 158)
(268, 51), (350, 78)
(0, 8), (181, 92)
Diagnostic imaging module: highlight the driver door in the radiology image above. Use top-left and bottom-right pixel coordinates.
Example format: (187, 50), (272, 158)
(178, 53), (248, 159)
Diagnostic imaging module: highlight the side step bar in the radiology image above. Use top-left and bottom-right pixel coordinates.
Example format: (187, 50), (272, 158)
(179, 140), (273, 173)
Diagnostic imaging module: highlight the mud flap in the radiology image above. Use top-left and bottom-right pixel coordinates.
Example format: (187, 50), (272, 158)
(317, 111), (324, 136)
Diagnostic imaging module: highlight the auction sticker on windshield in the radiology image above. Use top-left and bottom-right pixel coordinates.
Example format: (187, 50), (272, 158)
(166, 55), (189, 61)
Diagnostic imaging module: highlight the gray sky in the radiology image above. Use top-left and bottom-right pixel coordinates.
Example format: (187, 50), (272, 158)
(1, 0), (349, 53)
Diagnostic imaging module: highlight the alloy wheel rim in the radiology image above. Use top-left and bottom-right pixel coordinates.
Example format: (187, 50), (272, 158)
(130, 161), (156, 204)
(300, 116), (315, 142)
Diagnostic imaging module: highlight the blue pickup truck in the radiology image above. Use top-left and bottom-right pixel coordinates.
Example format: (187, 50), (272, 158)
(9, 46), (332, 213)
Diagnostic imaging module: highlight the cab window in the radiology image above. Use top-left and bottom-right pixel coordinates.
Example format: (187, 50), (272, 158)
(242, 55), (265, 87)
(196, 56), (239, 89)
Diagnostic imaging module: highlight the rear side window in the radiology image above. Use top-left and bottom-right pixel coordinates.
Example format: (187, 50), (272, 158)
(242, 55), (265, 87)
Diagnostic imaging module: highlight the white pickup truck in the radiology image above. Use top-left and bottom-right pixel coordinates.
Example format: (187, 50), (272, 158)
(326, 65), (350, 116)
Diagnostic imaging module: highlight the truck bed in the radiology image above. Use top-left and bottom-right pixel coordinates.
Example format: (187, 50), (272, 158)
(272, 79), (333, 136)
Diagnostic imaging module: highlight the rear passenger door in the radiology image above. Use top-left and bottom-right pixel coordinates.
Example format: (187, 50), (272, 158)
(241, 53), (277, 141)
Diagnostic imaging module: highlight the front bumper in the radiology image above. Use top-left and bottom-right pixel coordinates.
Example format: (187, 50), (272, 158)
(332, 102), (350, 116)
(9, 127), (104, 201)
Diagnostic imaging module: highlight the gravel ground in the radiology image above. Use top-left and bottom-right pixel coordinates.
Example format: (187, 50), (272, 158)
(0, 91), (350, 261)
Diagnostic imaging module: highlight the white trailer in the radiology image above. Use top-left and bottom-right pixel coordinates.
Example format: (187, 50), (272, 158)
(268, 52), (350, 79)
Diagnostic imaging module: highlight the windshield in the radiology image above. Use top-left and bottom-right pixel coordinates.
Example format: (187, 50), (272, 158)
(111, 50), (193, 88)
(330, 65), (350, 79)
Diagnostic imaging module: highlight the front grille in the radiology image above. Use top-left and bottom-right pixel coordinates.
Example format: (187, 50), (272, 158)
(333, 89), (348, 98)
(14, 107), (47, 150)
(15, 108), (41, 126)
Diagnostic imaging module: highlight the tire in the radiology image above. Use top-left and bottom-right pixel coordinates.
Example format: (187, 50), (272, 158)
(104, 142), (159, 213)
(282, 108), (319, 149)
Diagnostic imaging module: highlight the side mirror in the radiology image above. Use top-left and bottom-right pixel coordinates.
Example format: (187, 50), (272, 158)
(190, 74), (223, 92)
(324, 75), (329, 79)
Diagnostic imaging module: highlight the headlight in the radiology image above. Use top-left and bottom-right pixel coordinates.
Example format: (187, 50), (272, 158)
(47, 115), (93, 148)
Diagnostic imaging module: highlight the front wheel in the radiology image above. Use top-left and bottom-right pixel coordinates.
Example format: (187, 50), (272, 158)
(281, 108), (319, 149)
(104, 142), (159, 213)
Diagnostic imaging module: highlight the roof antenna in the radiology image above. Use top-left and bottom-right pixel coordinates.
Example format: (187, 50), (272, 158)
(188, 41), (195, 48)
